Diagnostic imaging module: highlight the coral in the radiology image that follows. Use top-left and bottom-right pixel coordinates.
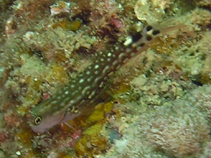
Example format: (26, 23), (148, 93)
(50, 1), (71, 16)
(201, 142), (211, 158)
(72, 0), (128, 41)
(0, 0), (14, 11)
(143, 106), (209, 157)
(134, 0), (168, 24)
(134, 0), (195, 25)
(52, 19), (82, 31)
(171, 30), (211, 84)
(23, 27), (96, 64)
(190, 84), (211, 124)
(0, 0), (13, 37)
(130, 73), (189, 106)
(12, 0), (53, 22)
(74, 124), (108, 157)
(196, 0), (211, 8)
(103, 85), (211, 158)
(101, 104), (169, 158)
(87, 102), (114, 122)
(190, 8), (211, 31)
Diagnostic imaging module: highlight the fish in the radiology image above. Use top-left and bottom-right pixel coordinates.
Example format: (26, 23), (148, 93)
(29, 25), (161, 133)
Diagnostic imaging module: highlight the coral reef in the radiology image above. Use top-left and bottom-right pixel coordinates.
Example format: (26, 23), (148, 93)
(1, 0), (211, 157)
(102, 84), (211, 158)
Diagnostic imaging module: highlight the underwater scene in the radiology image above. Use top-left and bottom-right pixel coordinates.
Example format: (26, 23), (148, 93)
(1, 0), (211, 157)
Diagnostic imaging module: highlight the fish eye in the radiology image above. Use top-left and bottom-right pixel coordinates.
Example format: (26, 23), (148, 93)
(34, 116), (42, 125)
(53, 3), (59, 6)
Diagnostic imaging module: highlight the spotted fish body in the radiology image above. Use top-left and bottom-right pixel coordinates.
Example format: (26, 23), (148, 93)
(30, 26), (160, 133)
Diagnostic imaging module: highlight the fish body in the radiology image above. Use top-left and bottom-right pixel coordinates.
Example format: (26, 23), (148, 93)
(30, 25), (160, 133)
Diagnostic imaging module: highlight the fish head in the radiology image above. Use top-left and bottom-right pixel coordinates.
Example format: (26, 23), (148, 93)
(29, 109), (81, 133)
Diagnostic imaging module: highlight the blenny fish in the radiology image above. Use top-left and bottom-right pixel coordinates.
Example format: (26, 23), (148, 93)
(29, 25), (161, 133)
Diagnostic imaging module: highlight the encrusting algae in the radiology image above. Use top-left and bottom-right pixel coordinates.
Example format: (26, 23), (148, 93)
(1, 0), (211, 157)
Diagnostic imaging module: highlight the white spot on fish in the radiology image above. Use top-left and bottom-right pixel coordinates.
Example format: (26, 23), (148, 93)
(94, 65), (99, 69)
(94, 76), (102, 85)
(86, 71), (90, 75)
(60, 101), (66, 107)
(87, 76), (93, 82)
(112, 60), (118, 67)
(51, 100), (58, 105)
(130, 52), (136, 57)
(88, 91), (96, 99)
(100, 58), (104, 62)
(65, 91), (69, 95)
(123, 58), (129, 63)
(102, 66), (110, 75)
(82, 86), (90, 95)
(124, 36), (133, 46)
(94, 70), (99, 75)
(57, 96), (61, 100)
(79, 78), (84, 83)
(99, 82), (104, 88)
(107, 52), (112, 57)
(118, 53), (125, 60)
